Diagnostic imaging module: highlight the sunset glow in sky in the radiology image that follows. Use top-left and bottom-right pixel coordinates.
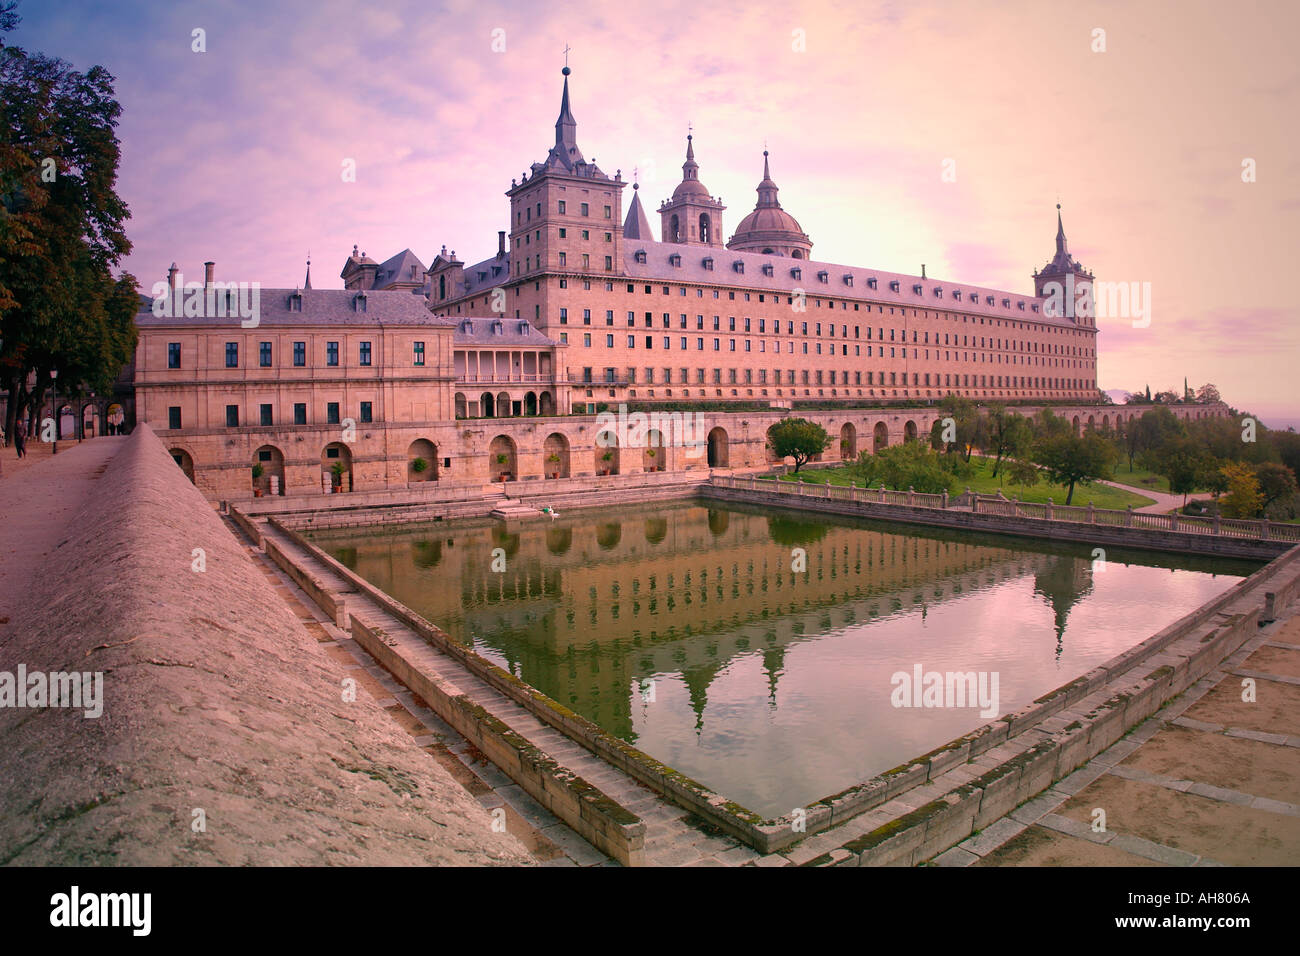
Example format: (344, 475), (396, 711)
(14, 0), (1300, 423)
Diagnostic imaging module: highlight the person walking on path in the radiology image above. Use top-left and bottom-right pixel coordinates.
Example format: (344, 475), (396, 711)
(14, 420), (26, 459)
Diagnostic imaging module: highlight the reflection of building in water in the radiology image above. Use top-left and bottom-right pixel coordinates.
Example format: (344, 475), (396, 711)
(326, 505), (1084, 740)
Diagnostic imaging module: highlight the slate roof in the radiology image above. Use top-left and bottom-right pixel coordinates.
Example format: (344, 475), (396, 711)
(622, 187), (655, 241)
(374, 248), (427, 287)
(460, 254), (512, 297)
(136, 288), (452, 328)
(453, 317), (559, 347)
(619, 242), (1075, 327)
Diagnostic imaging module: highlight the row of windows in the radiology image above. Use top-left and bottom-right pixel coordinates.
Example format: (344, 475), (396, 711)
(517, 200), (613, 225)
(552, 310), (1092, 357)
(568, 365), (1093, 390)
(167, 341), (427, 369)
(166, 401), (375, 430)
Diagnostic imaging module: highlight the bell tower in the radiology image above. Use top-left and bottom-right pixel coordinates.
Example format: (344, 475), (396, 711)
(658, 133), (725, 246)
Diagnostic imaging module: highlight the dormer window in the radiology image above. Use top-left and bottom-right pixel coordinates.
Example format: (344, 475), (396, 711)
(762, 263), (774, 277)
(518, 321), (530, 334)
(463, 319), (474, 334)
(1001, 298), (1011, 308)
(933, 287), (943, 298)
(354, 291), (367, 313)
(669, 253), (682, 267)
(912, 284), (923, 295)
(288, 291), (302, 312)
(634, 249), (647, 264)
(867, 277), (877, 289)
(986, 295), (996, 306)
(703, 257), (714, 271)
(842, 274), (853, 287)
(817, 271), (829, 283)
(1017, 301), (1025, 311)
(491, 319), (504, 334)
(790, 267), (802, 280)
(478, 271), (487, 281)
(1031, 303), (1040, 313)
(733, 260), (744, 273)
(953, 290), (962, 301)
(889, 280), (900, 292)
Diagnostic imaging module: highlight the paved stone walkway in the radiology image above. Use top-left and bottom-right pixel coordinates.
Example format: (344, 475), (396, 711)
(0, 437), (125, 636)
(927, 610), (1300, 866)
(1095, 479), (1185, 514)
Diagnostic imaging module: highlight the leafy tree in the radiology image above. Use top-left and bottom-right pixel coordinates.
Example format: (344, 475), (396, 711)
(1, 17), (137, 443)
(1195, 383), (1221, 404)
(767, 417), (830, 474)
(1154, 389), (1180, 405)
(854, 442), (953, 495)
(1254, 462), (1298, 513)
(1142, 437), (1212, 505)
(1032, 431), (1116, 506)
(985, 405), (1031, 477)
(933, 394), (982, 460)
(1006, 458), (1041, 494)
(1219, 463), (1264, 519)
(1030, 407), (1072, 440)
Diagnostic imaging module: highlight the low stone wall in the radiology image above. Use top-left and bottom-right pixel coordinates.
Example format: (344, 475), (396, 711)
(0, 425), (532, 866)
(703, 483), (1292, 560)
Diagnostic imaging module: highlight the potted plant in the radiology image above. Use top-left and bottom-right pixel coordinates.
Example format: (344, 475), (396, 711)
(547, 452), (561, 478)
(600, 450), (613, 476)
(330, 460), (346, 492)
(251, 463), (265, 497)
(411, 456), (428, 475)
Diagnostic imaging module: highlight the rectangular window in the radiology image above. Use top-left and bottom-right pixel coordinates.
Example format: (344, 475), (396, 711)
(259, 342), (272, 367)
(414, 341), (425, 365)
(167, 343), (181, 369)
(168, 406), (182, 429)
(225, 404), (239, 427)
(294, 403), (307, 425)
(259, 403), (273, 426)
(327, 341), (339, 366)
(359, 341), (372, 366)
(360, 401), (372, 423)
(580, 202), (589, 216)
(293, 341), (306, 366)
(558, 200), (566, 214)
(225, 342), (238, 368)
(327, 402), (340, 425)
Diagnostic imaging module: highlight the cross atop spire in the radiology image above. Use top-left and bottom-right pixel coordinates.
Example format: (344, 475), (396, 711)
(563, 43), (571, 69)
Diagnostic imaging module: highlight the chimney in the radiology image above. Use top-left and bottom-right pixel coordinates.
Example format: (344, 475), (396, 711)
(921, 264), (926, 279)
(497, 231), (506, 258)
(204, 261), (215, 287)
(167, 262), (178, 290)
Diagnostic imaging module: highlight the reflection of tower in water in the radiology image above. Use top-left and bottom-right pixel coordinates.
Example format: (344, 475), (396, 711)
(1032, 554), (1095, 658)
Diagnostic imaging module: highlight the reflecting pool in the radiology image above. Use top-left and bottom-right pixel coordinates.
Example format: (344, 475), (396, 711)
(313, 500), (1259, 817)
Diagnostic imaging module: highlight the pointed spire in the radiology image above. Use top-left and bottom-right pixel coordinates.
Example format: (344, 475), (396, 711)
(304, 254), (312, 290)
(756, 150), (781, 207)
(1055, 203), (1068, 256)
(682, 132), (698, 181)
(622, 180), (654, 240)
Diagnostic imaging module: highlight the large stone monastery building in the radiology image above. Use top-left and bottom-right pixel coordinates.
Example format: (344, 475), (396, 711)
(135, 68), (1208, 499)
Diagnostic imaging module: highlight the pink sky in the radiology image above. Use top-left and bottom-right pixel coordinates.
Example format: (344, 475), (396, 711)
(16, 0), (1300, 423)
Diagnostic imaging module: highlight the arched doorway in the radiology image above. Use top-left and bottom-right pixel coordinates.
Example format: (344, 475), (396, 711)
(904, 420), (918, 443)
(322, 442), (353, 493)
(840, 422), (857, 460)
(1087, 415), (1096, 431)
(707, 427), (729, 468)
(595, 429), (620, 476)
(58, 404), (74, 440)
(873, 422), (889, 452)
(169, 448), (195, 483)
(82, 405), (100, 438)
(1072, 416), (1081, 436)
(644, 429), (666, 472)
(253, 445), (286, 496)
(480, 392), (495, 417)
(454, 393), (468, 418)
(106, 403), (124, 436)
(543, 432), (570, 479)
(539, 391), (556, 416)
(496, 391), (511, 417)
(489, 435), (517, 482)
(524, 391), (538, 416)
(407, 438), (438, 482)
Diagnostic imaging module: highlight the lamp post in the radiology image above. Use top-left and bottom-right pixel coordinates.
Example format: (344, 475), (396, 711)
(50, 369), (59, 455)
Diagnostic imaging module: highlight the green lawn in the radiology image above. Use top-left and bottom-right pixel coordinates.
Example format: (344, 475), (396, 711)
(1105, 461), (1210, 496)
(774, 457), (1156, 511)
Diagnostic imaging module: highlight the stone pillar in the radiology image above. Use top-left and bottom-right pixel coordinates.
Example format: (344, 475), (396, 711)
(1170, 512), (1179, 532)
(1045, 498), (1053, 520)
(879, 483), (886, 503)
(1262, 518), (1270, 540)
(825, 480), (831, 498)
(941, 490), (948, 509)
(849, 481), (855, 501)
(1125, 505), (1133, 528)
(907, 486), (914, 506)
(1087, 502), (1095, 523)
(1213, 513), (1220, 535)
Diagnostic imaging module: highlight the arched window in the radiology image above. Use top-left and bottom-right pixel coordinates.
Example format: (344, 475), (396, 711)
(670, 214), (680, 243)
(699, 213), (711, 244)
